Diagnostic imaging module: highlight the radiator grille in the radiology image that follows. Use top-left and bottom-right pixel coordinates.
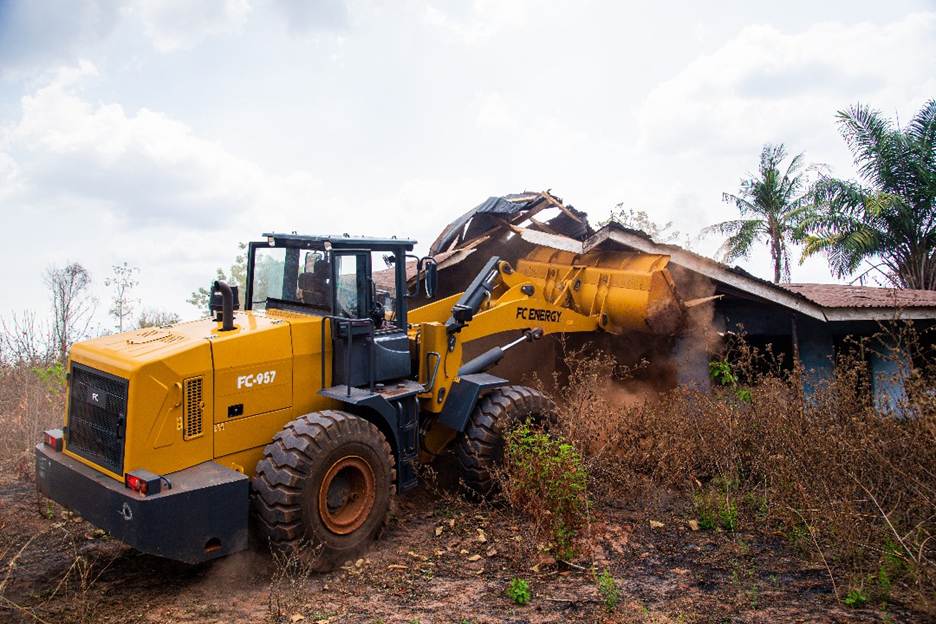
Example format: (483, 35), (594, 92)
(183, 377), (204, 440)
(66, 364), (128, 475)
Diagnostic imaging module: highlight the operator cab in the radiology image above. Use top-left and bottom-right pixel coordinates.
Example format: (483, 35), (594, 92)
(244, 233), (436, 389)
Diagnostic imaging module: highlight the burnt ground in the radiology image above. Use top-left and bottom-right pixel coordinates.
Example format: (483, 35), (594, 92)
(0, 476), (926, 624)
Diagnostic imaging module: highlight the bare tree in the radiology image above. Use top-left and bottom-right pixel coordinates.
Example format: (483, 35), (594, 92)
(137, 308), (180, 328)
(43, 262), (96, 363)
(105, 262), (140, 332)
(0, 310), (53, 365)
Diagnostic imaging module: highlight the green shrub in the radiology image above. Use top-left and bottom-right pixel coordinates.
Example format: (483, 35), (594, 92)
(708, 359), (736, 386)
(843, 588), (868, 608)
(596, 568), (620, 612)
(506, 578), (531, 605)
(502, 423), (589, 559)
(32, 362), (66, 390)
(720, 500), (739, 532)
(709, 358), (752, 402)
(693, 478), (739, 532)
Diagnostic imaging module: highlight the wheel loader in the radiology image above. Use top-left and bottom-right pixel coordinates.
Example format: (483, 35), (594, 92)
(36, 232), (683, 567)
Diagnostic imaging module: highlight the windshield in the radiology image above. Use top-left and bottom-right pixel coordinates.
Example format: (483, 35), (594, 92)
(251, 247), (331, 311)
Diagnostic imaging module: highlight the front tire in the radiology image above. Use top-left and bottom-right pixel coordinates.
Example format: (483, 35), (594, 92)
(455, 385), (555, 498)
(252, 410), (395, 570)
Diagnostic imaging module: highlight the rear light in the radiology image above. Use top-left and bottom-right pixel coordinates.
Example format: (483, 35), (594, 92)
(125, 474), (145, 493)
(43, 429), (64, 452)
(124, 469), (163, 496)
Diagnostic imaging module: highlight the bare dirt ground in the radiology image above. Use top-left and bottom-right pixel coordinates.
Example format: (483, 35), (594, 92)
(0, 473), (924, 624)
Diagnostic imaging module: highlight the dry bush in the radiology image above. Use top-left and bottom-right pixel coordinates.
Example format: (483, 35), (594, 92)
(761, 327), (936, 606)
(267, 548), (320, 623)
(0, 364), (65, 481)
(0, 311), (65, 480)
(551, 328), (936, 610)
(550, 346), (756, 500)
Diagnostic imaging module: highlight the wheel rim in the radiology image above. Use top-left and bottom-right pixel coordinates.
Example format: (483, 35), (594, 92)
(318, 455), (376, 535)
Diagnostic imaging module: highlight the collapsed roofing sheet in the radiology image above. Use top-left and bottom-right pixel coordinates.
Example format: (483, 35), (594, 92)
(429, 191), (591, 255)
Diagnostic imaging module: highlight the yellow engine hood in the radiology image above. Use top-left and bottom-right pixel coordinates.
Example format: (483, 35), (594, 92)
(65, 312), (296, 480)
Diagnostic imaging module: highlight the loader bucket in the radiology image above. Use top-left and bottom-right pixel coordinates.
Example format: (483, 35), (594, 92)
(515, 247), (684, 335)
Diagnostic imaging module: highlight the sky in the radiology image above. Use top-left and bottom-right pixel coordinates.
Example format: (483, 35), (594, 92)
(0, 0), (934, 330)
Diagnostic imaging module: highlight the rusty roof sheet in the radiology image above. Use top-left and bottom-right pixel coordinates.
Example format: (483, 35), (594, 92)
(783, 283), (936, 309)
(429, 190), (590, 255)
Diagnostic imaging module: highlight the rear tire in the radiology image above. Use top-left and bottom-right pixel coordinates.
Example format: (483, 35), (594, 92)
(251, 410), (395, 570)
(455, 385), (555, 498)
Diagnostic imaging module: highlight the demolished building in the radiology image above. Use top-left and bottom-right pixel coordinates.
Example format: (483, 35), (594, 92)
(379, 190), (936, 404)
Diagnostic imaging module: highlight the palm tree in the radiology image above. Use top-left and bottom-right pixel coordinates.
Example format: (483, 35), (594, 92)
(704, 144), (813, 283)
(798, 100), (936, 290)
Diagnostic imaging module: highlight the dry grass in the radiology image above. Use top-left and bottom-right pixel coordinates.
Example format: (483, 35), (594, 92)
(548, 327), (936, 611)
(2, 319), (933, 614)
(267, 549), (320, 624)
(0, 362), (64, 482)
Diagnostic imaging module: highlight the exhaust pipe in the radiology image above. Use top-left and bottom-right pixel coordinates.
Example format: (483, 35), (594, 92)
(213, 280), (236, 331)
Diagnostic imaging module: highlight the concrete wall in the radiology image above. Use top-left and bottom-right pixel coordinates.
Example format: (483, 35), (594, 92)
(869, 338), (909, 414)
(796, 317), (835, 395)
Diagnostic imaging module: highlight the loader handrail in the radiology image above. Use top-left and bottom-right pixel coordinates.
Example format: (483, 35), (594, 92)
(319, 315), (376, 396)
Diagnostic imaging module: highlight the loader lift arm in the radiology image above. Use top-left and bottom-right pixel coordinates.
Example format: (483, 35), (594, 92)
(408, 251), (682, 456)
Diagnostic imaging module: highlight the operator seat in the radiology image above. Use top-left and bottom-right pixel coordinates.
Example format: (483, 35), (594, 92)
(298, 259), (330, 309)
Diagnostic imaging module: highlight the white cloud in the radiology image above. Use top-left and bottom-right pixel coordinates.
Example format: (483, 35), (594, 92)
(4, 62), (324, 228)
(0, 0), (122, 75)
(638, 13), (936, 159)
(1, 2), (933, 320)
(136, 0), (252, 52)
(475, 92), (516, 130)
(0, 62), (327, 320)
(422, 0), (544, 44)
(624, 12), (936, 283)
(270, 0), (348, 34)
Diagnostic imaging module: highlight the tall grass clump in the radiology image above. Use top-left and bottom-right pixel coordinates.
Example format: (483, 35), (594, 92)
(551, 325), (936, 610)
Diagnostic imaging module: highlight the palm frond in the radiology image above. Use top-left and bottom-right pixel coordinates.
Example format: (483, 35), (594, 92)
(907, 98), (936, 149)
(759, 144), (787, 177)
(783, 150), (806, 182)
(836, 103), (899, 190)
(811, 176), (869, 216)
(800, 224), (880, 278)
(708, 219), (763, 263)
(862, 191), (906, 218)
(702, 219), (762, 237)
(721, 192), (759, 216)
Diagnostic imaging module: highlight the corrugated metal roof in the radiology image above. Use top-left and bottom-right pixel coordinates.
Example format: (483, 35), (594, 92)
(783, 283), (936, 309)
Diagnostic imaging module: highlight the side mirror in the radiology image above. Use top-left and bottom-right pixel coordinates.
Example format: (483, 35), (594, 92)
(405, 255), (439, 299)
(423, 259), (438, 298)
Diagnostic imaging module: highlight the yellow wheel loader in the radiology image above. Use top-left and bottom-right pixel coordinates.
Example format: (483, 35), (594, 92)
(36, 232), (682, 567)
